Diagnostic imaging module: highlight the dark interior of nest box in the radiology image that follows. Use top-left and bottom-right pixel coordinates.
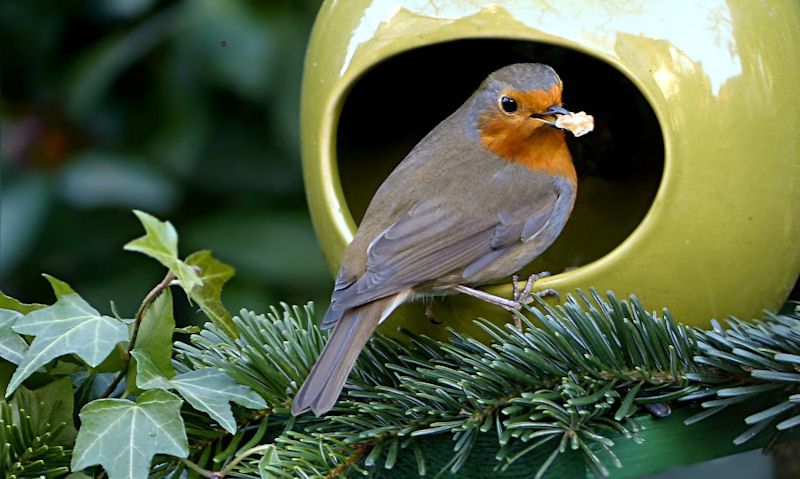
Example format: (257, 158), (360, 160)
(336, 39), (664, 279)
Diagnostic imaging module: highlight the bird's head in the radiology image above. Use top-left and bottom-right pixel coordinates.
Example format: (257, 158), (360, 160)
(475, 63), (573, 140)
(473, 63), (578, 179)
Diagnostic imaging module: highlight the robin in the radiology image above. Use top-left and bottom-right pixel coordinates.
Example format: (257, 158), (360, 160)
(293, 63), (590, 416)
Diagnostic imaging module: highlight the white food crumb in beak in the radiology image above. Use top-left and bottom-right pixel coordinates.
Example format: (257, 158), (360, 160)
(555, 111), (594, 137)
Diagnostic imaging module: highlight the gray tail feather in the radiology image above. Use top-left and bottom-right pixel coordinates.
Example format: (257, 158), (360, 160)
(320, 305), (344, 330)
(291, 294), (399, 416)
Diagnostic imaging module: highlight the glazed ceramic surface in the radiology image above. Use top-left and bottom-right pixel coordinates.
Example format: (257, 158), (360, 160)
(301, 0), (800, 334)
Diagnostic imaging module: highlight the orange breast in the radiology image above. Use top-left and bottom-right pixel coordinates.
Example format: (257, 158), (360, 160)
(479, 114), (577, 185)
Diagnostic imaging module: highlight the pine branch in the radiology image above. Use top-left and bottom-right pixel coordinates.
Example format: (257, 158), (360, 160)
(176, 291), (706, 478)
(686, 304), (800, 444)
(0, 401), (71, 479)
(170, 292), (800, 479)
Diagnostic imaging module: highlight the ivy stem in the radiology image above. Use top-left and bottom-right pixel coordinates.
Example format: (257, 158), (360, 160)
(216, 444), (275, 478)
(180, 457), (216, 478)
(100, 271), (176, 398)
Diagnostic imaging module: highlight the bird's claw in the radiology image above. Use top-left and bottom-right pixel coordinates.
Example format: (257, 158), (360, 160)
(512, 272), (556, 305)
(509, 272), (558, 329)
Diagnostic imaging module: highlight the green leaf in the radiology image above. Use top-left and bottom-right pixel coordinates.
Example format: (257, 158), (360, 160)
(42, 273), (78, 297)
(71, 389), (188, 479)
(0, 291), (46, 314)
(9, 377), (78, 446)
(5, 277), (129, 396)
(124, 210), (201, 291)
(127, 289), (176, 395)
(0, 310), (28, 364)
(133, 350), (266, 433)
(186, 250), (237, 338)
(66, 473), (94, 479)
(130, 351), (172, 389)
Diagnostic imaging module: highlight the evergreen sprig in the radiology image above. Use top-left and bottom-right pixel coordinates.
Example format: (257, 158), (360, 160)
(175, 292), (716, 478)
(0, 401), (71, 479)
(687, 307), (800, 443)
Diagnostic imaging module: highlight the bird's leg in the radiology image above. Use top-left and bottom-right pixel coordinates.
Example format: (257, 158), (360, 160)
(510, 274), (523, 329)
(452, 285), (522, 310)
(424, 298), (442, 324)
(454, 272), (559, 329)
(425, 301), (434, 319)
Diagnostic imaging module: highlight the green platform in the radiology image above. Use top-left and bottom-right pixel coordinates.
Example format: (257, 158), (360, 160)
(367, 404), (796, 478)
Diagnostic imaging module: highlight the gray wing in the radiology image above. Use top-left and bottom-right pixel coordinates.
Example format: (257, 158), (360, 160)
(322, 194), (557, 327)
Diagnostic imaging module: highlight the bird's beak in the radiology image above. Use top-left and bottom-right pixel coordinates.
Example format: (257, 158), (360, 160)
(531, 105), (572, 126)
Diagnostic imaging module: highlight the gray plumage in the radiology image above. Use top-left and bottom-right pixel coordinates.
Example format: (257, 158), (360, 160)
(291, 294), (405, 416)
(291, 63), (576, 416)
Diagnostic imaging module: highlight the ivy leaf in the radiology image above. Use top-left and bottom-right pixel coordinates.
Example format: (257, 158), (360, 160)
(0, 291), (46, 314)
(168, 368), (267, 433)
(133, 350), (266, 433)
(186, 250), (237, 338)
(0, 310), (28, 364)
(126, 289), (175, 395)
(130, 350), (172, 390)
(124, 212), (237, 337)
(124, 210), (201, 291)
(42, 274), (77, 297)
(5, 276), (129, 397)
(9, 377), (78, 446)
(71, 389), (188, 479)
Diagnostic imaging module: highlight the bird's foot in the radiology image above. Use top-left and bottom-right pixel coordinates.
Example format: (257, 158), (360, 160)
(509, 272), (558, 328)
(511, 272), (559, 304)
(453, 272), (559, 329)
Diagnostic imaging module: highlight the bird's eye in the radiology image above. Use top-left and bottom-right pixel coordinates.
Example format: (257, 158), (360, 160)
(500, 96), (517, 113)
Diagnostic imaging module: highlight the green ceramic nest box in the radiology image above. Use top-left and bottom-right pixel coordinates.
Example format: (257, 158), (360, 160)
(301, 0), (800, 335)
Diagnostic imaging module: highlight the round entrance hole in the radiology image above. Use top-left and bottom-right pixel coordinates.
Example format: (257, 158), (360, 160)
(336, 39), (664, 280)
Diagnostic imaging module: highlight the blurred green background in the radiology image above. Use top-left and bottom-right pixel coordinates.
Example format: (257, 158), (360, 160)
(0, 0), (331, 323)
(0, 2), (792, 478)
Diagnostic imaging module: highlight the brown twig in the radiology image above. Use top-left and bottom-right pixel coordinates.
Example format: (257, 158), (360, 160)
(324, 444), (370, 479)
(100, 271), (176, 398)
